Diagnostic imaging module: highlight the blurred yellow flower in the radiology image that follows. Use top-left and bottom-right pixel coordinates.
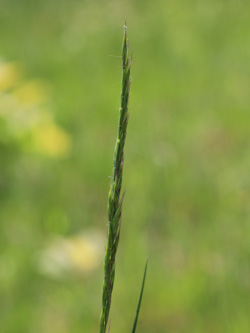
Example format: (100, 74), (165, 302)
(28, 122), (71, 157)
(12, 79), (49, 107)
(37, 230), (105, 279)
(67, 236), (104, 271)
(0, 60), (72, 157)
(0, 61), (21, 91)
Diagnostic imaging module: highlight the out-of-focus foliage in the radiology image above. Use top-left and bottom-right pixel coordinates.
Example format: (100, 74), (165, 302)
(0, 0), (250, 332)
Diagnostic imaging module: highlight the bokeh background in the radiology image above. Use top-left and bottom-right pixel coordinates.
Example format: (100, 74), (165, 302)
(1, 0), (250, 332)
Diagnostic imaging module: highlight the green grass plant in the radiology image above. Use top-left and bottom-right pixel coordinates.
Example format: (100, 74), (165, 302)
(99, 25), (148, 333)
(99, 23), (132, 333)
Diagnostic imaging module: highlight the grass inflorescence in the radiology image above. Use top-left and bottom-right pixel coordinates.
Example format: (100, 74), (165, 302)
(99, 23), (132, 333)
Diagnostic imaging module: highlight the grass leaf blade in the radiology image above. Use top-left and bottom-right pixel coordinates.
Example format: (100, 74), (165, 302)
(131, 260), (148, 333)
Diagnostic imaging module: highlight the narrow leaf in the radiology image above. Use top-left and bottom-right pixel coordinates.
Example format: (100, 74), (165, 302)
(131, 260), (148, 333)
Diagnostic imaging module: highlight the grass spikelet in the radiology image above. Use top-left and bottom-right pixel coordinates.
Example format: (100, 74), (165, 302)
(99, 22), (132, 333)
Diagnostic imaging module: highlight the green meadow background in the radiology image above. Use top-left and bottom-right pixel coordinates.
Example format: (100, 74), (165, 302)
(1, 0), (250, 332)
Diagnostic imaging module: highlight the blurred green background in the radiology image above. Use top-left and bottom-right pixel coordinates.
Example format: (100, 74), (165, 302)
(1, 0), (250, 332)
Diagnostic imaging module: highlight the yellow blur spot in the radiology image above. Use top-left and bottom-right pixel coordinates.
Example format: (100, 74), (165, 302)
(0, 62), (21, 91)
(0, 60), (72, 158)
(12, 80), (49, 107)
(67, 237), (102, 271)
(30, 122), (71, 157)
(37, 230), (105, 279)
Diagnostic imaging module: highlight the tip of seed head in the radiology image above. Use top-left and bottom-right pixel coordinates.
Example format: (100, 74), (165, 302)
(124, 17), (127, 31)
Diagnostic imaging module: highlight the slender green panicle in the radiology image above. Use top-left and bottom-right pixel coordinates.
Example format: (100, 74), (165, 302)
(131, 260), (148, 333)
(99, 23), (132, 333)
